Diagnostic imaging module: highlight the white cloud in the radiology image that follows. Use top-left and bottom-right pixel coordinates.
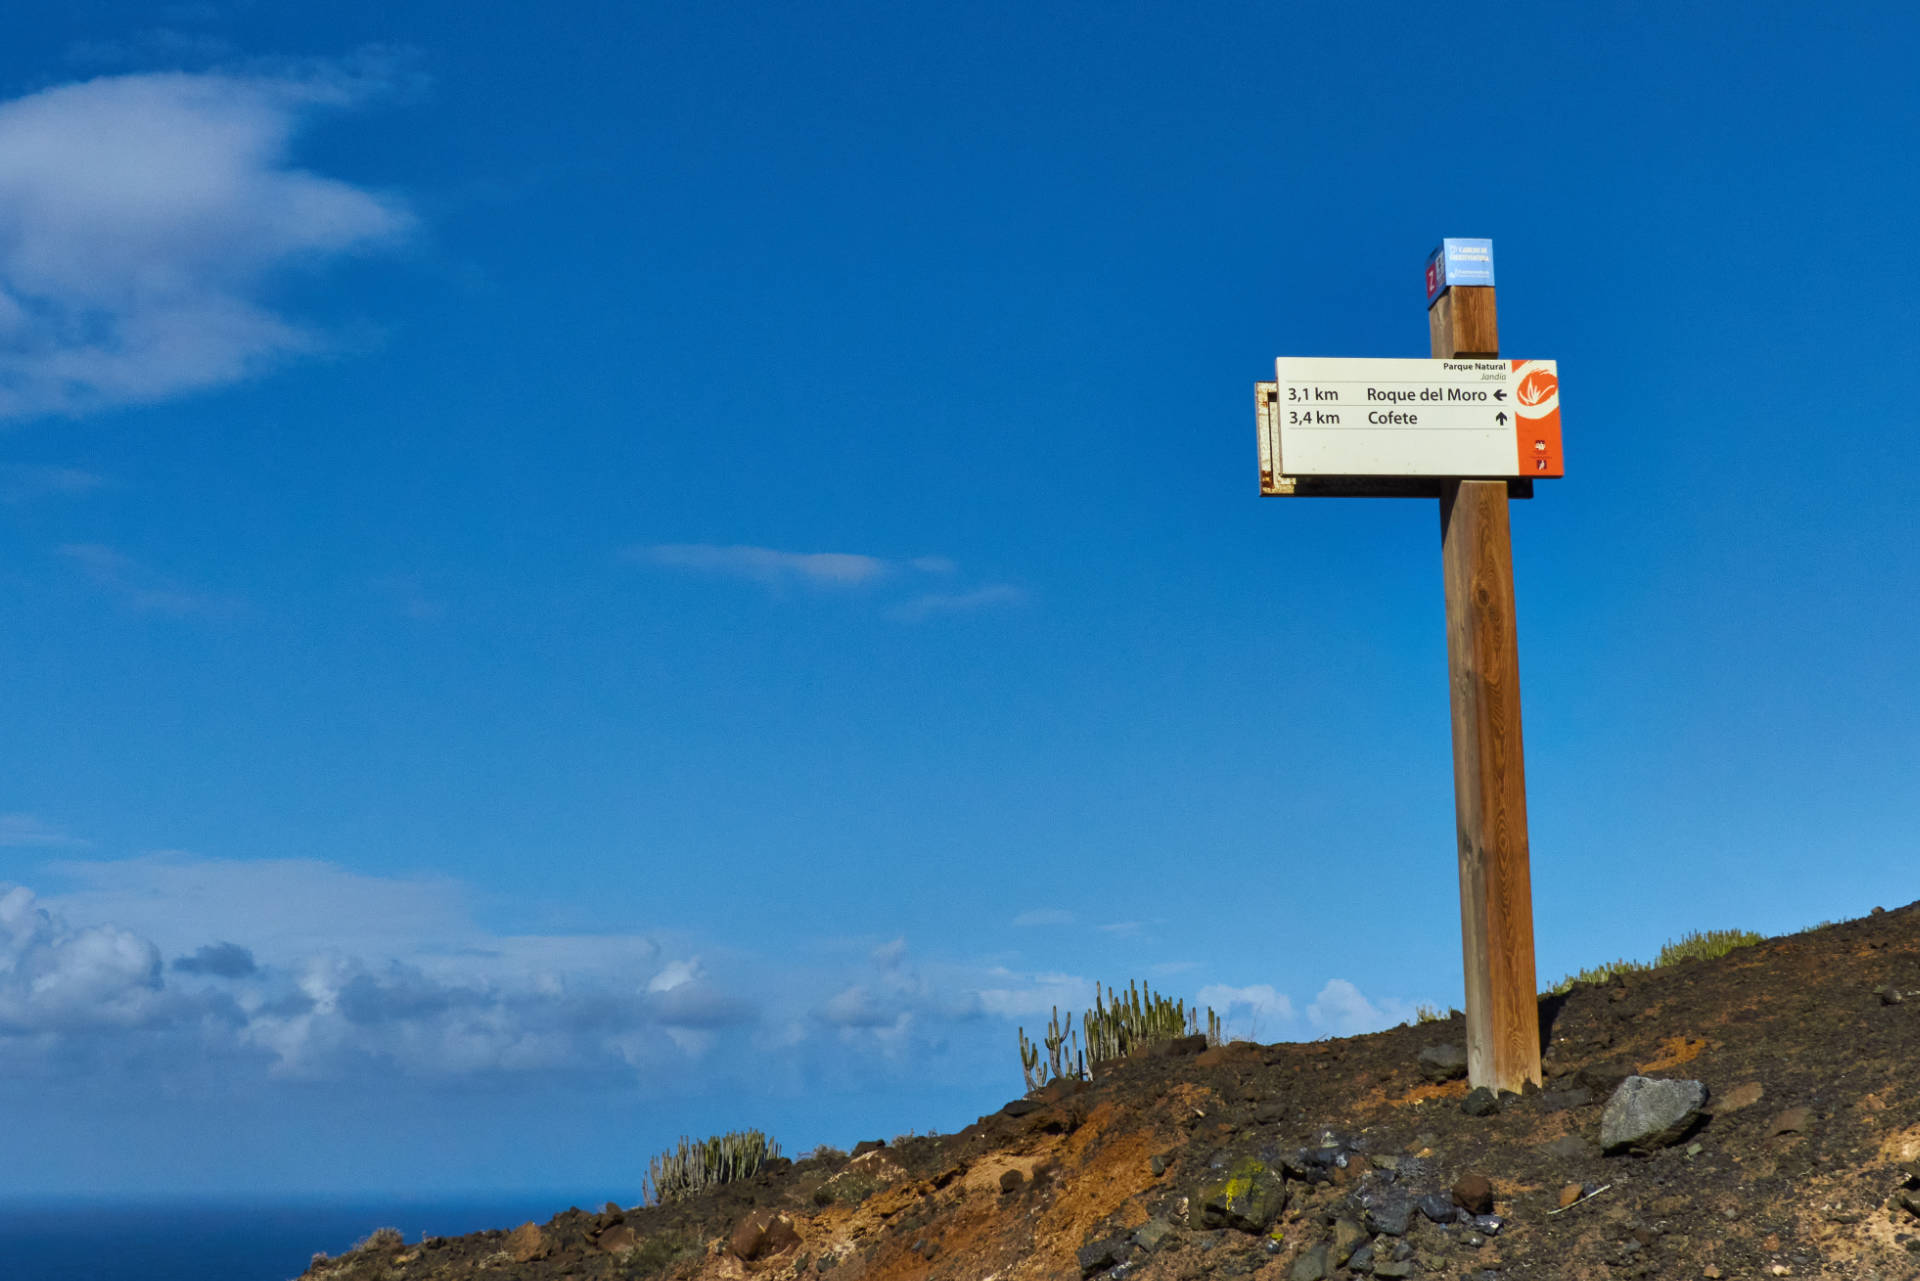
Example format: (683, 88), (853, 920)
(0, 67), (412, 419)
(56, 543), (225, 614)
(1304, 978), (1417, 1038)
(0, 814), (89, 848)
(0, 886), (184, 1032)
(39, 853), (475, 962)
(888, 584), (1025, 622)
(1197, 983), (1296, 1026)
(627, 543), (898, 588)
(0, 463), (107, 502)
(973, 968), (1091, 1019)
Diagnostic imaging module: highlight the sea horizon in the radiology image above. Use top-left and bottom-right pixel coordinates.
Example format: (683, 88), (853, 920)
(0, 1193), (617, 1281)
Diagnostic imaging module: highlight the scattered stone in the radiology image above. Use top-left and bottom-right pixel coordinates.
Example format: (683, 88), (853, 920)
(1546, 1134), (1596, 1161)
(999, 1168), (1024, 1193)
(1540, 1086), (1594, 1111)
(1462, 1087), (1500, 1117)
(1452, 1174), (1495, 1215)
(999, 1099), (1041, 1118)
(1331, 1217), (1369, 1265)
(1139, 1033), (1210, 1058)
(729, 1209), (800, 1261)
(597, 1224), (639, 1255)
(1371, 1260), (1415, 1279)
(1418, 1192), (1460, 1224)
(1770, 1106), (1813, 1136)
(505, 1222), (547, 1263)
(1895, 1191), (1920, 1219)
(1577, 1061), (1637, 1097)
(1464, 1231), (1487, 1248)
(1192, 1155), (1289, 1233)
(852, 1137), (889, 1152)
(1874, 985), (1904, 1006)
(1474, 1214), (1505, 1235)
(1076, 1235), (1132, 1277)
(1417, 1044), (1469, 1083)
(1289, 1242), (1331, 1281)
(1365, 1193), (1416, 1237)
(1601, 1076), (1709, 1153)
(1133, 1218), (1178, 1253)
(1703, 1266), (1723, 1279)
(1719, 1081), (1764, 1113)
(1559, 1184), (1584, 1209)
(1149, 1154), (1168, 1176)
(1349, 1242), (1376, 1272)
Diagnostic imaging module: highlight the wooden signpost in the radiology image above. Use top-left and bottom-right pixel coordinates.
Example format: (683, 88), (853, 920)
(1255, 240), (1550, 1093)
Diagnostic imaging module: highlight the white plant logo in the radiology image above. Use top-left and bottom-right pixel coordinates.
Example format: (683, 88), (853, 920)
(1512, 361), (1558, 418)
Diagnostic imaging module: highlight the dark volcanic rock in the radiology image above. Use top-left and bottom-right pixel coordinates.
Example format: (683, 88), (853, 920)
(1364, 1192), (1416, 1237)
(1417, 1044), (1469, 1082)
(1461, 1087), (1499, 1117)
(1539, 1086), (1594, 1111)
(1077, 1235), (1132, 1277)
(1191, 1155), (1288, 1232)
(1330, 1217), (1369, 1265)
(1289, 1242), (1330, 1281)
(1132, 1217), (1177, 1252)
(1576, 1060), (1637, 1097)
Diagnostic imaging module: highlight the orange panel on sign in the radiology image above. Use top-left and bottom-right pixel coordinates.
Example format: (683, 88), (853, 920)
(1511, 360), (1562, 478)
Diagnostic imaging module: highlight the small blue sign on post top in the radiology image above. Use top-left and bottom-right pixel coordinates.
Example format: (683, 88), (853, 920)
(1424, 238), (1496, 307)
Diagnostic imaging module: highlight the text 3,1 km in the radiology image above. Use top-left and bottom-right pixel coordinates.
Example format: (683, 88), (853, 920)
(1287, 386), (1338, 403)
(1287, 410), (1341, 425)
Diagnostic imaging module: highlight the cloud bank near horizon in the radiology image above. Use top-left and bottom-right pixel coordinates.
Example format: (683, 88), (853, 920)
(2, 854), (1431, 1092)
(0, 65), (412, 419)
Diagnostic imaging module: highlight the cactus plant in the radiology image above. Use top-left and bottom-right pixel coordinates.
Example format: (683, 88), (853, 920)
(1017, 980), (1217, 1094)
(644, 1130), (782, 1205)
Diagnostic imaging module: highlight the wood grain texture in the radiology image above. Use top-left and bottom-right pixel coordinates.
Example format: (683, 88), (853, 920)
(1433, 287), (1542, 1093)
(1429, 286), (1500, 358)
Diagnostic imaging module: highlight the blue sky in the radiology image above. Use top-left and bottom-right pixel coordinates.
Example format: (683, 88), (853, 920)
(2, 2), (1916, 1200)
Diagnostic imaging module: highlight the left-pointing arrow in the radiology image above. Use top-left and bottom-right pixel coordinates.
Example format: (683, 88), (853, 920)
(1493, 389), (1507, 401)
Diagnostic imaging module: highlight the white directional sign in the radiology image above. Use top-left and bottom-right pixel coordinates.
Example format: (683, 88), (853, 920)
(1257, 357), (1561, 487)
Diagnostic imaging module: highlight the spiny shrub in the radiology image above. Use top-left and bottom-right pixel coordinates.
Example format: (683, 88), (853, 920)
(644, 1130), (781, 1206)
(1547, 957), (1650, 995)
(1019, 980), (1220, 1093)
(1547, 926), (1764, 994)
(351, 1226), (405, 1252)
(1655, 928), (1762, 967)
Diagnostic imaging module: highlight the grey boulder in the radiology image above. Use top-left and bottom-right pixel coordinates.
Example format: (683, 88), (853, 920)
(1600, 1076), (1708, 1153)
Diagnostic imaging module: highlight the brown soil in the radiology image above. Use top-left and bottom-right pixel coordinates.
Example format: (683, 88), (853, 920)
(302, 902), (1920, 1281)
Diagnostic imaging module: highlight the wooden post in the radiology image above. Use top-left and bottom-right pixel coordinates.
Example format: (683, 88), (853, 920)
(1432, 284), (1542, 1093)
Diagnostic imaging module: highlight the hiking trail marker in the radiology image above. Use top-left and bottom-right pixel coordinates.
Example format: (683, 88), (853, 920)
(1254, 241), (1553, 1094)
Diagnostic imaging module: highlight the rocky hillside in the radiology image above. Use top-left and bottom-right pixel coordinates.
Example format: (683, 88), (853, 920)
(301, 901), (1920, 1281)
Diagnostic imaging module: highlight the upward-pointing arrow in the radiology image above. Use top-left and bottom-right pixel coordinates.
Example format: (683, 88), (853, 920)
(1495, 411), (1508, 425)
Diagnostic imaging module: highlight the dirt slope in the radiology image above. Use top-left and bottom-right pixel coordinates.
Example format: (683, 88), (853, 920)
(301, 901), (1920, 1281)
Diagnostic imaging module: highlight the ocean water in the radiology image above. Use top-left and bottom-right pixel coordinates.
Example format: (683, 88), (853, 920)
(0, 1197), (604, 1281)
